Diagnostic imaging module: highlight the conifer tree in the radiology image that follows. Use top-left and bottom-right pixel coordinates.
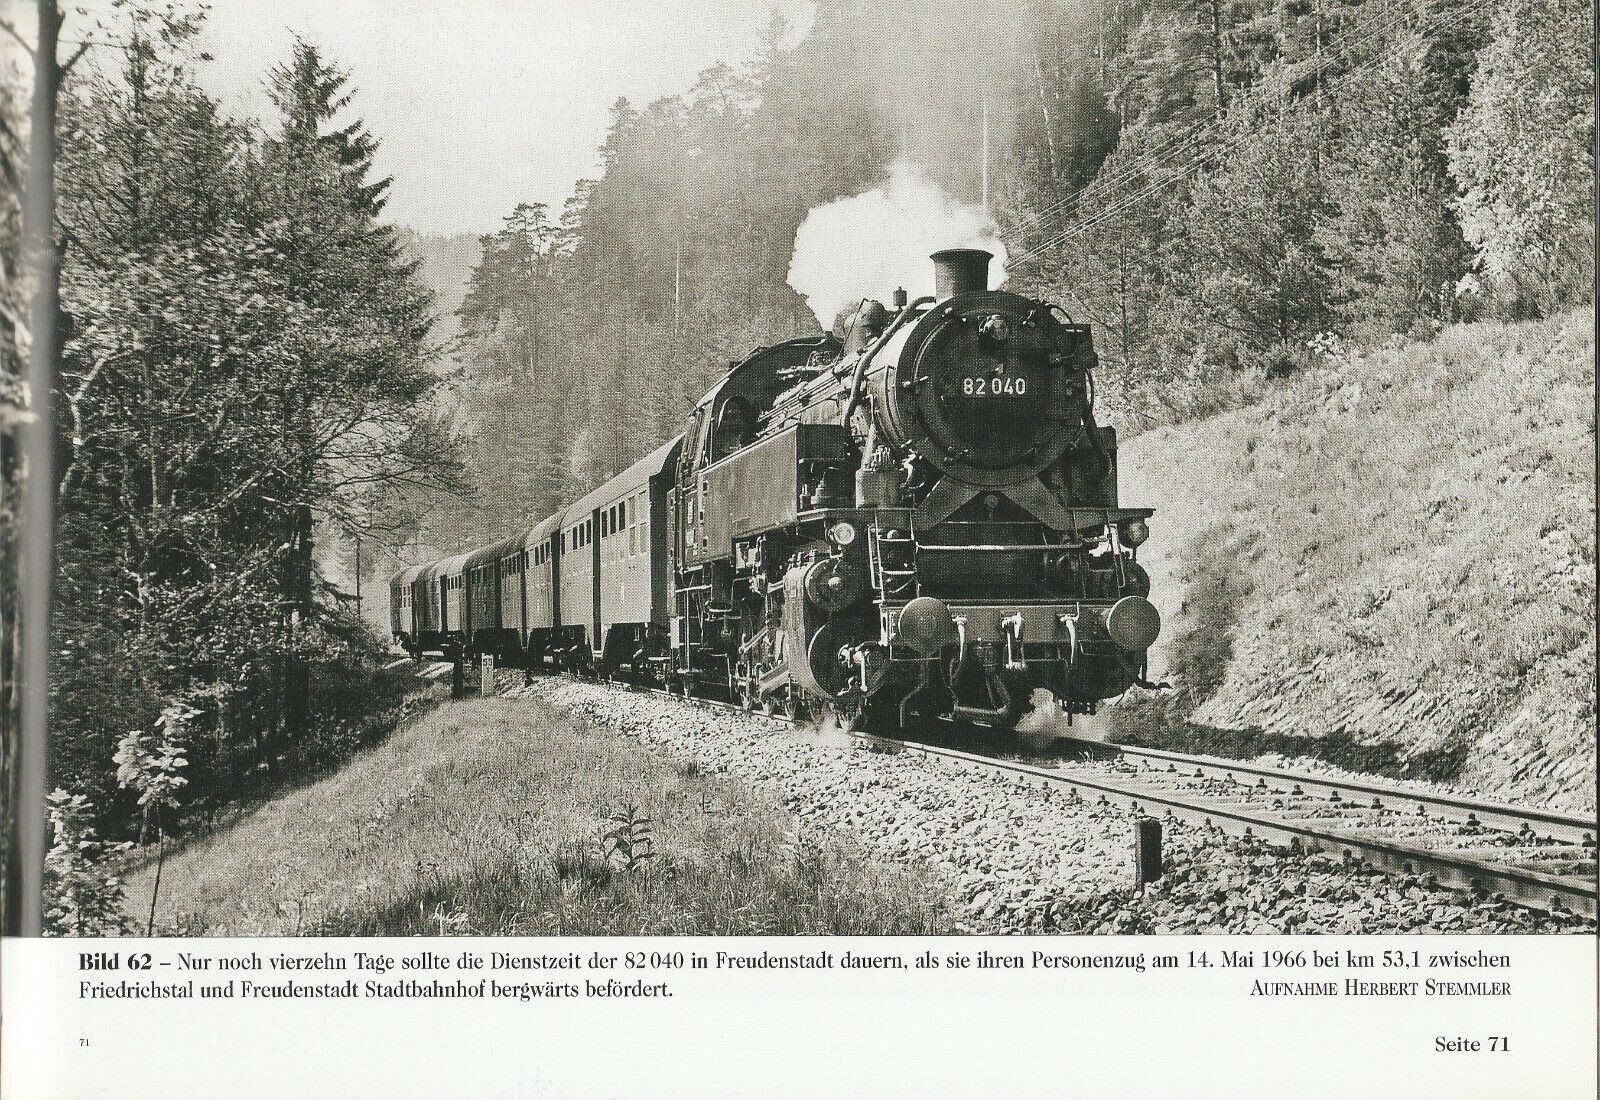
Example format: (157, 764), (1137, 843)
(1447, 0), (1595, 315)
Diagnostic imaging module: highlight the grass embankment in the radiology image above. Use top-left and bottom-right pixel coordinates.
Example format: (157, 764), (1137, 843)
(1119, 310), (1595, 810)
(124, 696), (949, 935)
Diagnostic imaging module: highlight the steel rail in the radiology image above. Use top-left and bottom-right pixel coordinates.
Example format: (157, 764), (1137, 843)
(1079, 741), (1597, 847)
(506, 672), (1597, 919)
(850, 730), (1597, 920)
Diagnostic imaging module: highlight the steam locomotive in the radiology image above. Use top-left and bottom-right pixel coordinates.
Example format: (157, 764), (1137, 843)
(390, 249), (1161, 731)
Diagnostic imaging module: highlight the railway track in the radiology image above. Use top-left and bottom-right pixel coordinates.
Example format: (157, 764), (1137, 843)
(458, 663), (1598, 919)
(850, 731), (1597, 920)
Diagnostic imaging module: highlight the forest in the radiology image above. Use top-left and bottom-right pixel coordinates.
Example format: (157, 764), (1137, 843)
(0, 0), (1591, 932)
(409, 0), (1593, 560)
(2, 6), (460, 932)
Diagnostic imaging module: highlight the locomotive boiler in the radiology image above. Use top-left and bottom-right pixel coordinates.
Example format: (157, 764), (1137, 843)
(671, 248), (1161, 729)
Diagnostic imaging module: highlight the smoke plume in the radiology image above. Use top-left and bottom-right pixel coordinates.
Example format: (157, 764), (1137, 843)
(1014, 689), (1112, 749)
(787, 159), (1008, 327)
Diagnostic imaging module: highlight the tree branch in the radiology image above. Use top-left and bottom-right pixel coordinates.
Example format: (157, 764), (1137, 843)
(60, 41), (90, 75)
(0, 19), (34, 59)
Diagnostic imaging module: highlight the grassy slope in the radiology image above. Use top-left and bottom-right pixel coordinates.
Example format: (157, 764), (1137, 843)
(125, 697), (949, 935)
(1118, 309), (1596, 810)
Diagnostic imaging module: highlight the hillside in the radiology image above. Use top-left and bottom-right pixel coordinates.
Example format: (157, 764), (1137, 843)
(123, 696), (948, 935)
(1118, 309), (1596, 811)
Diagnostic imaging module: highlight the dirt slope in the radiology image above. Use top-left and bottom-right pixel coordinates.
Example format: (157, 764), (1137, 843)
(1116, 310), (1596, 811)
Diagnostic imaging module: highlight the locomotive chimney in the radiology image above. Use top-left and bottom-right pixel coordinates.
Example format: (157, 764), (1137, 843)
(931, 248), (991, 300)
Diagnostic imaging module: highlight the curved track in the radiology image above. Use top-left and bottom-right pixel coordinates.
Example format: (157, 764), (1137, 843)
(454, 663), (1597, 919)
(851, 730), (1596, 919)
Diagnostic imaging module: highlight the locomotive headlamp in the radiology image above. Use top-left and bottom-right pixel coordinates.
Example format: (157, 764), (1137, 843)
(978, 314), (1012, 343)
(828, 521), (857, 547)
(1120, 519), (1150, 547)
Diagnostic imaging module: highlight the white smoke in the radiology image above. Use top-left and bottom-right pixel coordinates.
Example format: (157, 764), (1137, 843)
(1014, 689), (1113, 749)
(787, 159), (1008, 327)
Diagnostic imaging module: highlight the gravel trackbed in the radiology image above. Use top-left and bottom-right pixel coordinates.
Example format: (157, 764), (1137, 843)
(510, 679), (1592, 935)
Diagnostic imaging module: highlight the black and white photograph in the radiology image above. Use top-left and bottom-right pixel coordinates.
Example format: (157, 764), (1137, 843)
(0, 0), (1594, 1095)
(3, 0), (1594, 940)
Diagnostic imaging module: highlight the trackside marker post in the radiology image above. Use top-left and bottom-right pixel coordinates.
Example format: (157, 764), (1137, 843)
(1135, 817), (1163, 890)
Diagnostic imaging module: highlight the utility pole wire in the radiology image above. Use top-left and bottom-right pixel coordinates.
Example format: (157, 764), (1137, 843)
(1007, 0), (1441, 245)
(1012, 0), (1486, 268)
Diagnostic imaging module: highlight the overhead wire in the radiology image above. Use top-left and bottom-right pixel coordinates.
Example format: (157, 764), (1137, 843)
(1010, 0), (1489, 269)
(1005, 0), (1447, 244)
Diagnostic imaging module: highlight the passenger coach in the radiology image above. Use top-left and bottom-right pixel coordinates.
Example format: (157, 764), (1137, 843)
(394, 437), (680, 678)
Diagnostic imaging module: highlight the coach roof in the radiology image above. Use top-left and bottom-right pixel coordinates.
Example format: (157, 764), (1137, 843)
(561, 436), (683, 531)
(464, 536), (515, 572)
(389, 563), (426, 588)
(435, 551), (471, 579)
(515, 513), (563, 552)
